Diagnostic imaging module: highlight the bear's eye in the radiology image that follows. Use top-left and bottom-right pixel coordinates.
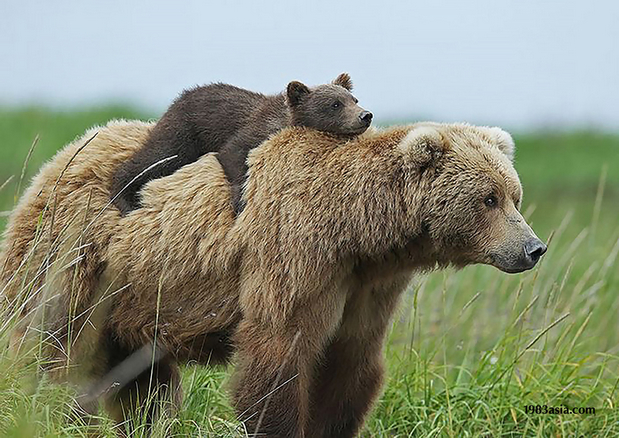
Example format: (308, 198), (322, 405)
(484, 195), (498, 208)
(332, 101), (341, 109)
(353, 97), (359, 104)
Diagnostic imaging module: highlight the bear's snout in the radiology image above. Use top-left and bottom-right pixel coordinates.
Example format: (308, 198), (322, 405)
(488, 210), (548, 274)
(359, 111), (373, 125)
(492, 235), (547, 274)
(523, 238), (547, 266)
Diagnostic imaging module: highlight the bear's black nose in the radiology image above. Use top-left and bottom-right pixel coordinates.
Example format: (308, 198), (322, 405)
(525, 238), (547, 264)
(359, 111), (373, 124)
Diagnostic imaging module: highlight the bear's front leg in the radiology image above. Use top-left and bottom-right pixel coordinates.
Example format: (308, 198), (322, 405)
(308, 276), (409, 437)
(232, 290), (345, 438)
(232, 320), (315, 438)
(308, 335), (385, 438)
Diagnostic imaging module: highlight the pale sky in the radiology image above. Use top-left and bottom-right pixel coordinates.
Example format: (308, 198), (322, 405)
(1, 0), (618, 130)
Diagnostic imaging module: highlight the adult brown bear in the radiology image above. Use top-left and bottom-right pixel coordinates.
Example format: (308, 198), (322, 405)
(0, 121), (546, 437)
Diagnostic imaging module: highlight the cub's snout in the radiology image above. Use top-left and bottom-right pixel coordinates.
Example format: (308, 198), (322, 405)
(359, 110), (373, 126)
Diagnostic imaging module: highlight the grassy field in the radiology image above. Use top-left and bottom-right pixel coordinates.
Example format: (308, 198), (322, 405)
(0, 106), (618, 437)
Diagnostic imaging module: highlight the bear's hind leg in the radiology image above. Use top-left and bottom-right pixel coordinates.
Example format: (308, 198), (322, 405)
(105, 356), (182, 435)
(96, 336), (182, 435)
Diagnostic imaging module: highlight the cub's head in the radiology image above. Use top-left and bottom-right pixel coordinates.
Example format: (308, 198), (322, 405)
(399, 124), (547, 273)
(286, 73), (372, 136)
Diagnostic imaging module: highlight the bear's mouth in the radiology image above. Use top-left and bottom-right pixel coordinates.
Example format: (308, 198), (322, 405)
(347, 124), (371, 135)
(497, 265), (534, 274)
(331, 126), (369, 139)
(489, 253), (539, 274)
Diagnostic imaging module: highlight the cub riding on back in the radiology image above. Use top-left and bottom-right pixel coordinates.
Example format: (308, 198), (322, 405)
(110, 73), (372, 214)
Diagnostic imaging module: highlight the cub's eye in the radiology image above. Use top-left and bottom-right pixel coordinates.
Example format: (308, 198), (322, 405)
(353, 97), (359, 104)
(332, 101), (341, 109)
(484, 195), (498, 208)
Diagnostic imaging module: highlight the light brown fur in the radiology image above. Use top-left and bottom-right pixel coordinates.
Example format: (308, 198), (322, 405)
(0, 120), (544, 437)
(0, 122), (152, 383)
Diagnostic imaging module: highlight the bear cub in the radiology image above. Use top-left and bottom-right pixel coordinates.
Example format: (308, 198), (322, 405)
(110, 73), (372, 215)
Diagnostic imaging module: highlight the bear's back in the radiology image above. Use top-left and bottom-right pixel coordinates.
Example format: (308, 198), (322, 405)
(0, 120), (154, 301)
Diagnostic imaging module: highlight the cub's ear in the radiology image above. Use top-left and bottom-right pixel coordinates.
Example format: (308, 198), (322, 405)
(397, 126), (446, 169)
(485, 126), (515, 162)
(332, 72), (353, 91)
(286, 81), (311, 106)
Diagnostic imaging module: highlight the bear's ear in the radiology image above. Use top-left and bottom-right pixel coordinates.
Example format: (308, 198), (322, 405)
(485, 127), (515, 162)
(332, 72), (353, 91)
(287, 81), (311, 107)
(397, 126), (446, 169)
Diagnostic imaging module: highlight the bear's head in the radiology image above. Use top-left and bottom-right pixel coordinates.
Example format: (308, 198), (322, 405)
(399, 123), (547, 273)
(286, 73), (372, 136)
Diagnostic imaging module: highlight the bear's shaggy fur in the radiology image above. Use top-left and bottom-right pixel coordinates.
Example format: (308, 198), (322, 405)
(110, 73), (372, 215)
(1, 120), (544, 437)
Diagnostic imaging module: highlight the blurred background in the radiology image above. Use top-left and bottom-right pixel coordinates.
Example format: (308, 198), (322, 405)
(2, 0), (618, 237)
(1, 2), (618, 435)
(2, 1), (619, 128)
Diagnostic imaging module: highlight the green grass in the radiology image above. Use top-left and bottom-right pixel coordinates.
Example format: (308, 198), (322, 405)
(1, 106), (618, 437)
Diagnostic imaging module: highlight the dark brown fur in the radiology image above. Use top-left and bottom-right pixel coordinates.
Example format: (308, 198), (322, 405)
(110, 73), (372, 214)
